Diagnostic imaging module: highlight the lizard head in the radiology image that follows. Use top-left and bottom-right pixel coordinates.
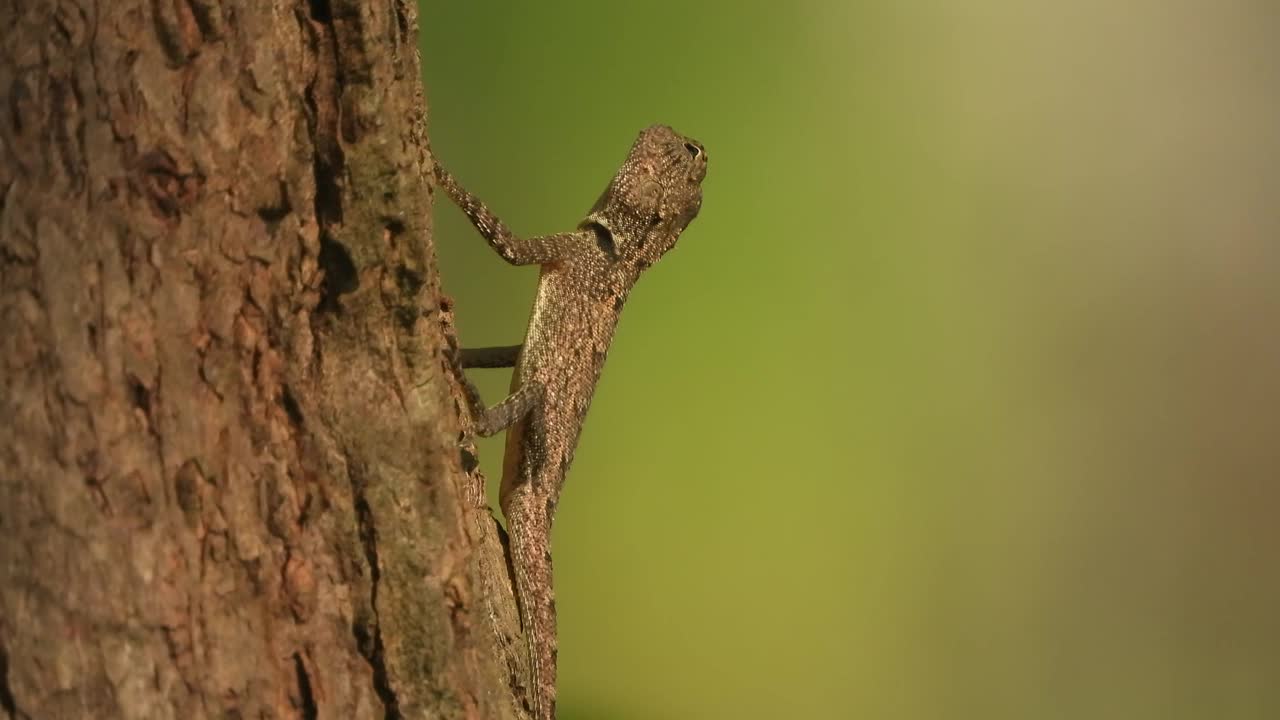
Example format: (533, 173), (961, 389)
(584, 124), (707, 268)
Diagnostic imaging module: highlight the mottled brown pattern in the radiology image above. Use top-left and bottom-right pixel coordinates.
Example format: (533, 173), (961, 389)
(0, 1), (525, 718)
(439, 125), (708, 720)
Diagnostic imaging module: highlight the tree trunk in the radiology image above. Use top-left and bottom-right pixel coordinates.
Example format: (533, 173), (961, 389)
(0, 1), (521, 718)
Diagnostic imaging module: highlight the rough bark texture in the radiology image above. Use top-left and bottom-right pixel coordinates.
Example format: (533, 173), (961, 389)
(0, 1), (520, 718)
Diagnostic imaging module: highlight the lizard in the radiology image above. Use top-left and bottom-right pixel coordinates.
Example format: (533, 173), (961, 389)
(435, 124), (707, 719)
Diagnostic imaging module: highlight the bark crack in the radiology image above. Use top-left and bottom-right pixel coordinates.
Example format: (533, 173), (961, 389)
(291, 652), (318, 720)
(0, 642), (26, 720)
(347, 455), (401, 720)
(304, 0), (345, 228)
(303, 0), (352, 317)
(316, 235), (357, 314)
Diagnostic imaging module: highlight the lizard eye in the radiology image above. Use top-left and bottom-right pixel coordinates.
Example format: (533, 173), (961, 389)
(684, 142), (702, 160)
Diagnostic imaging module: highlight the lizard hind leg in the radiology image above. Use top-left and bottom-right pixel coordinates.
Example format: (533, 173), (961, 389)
(473, 383), (541, 437)
(460, 344), (522, 369)
(448, 345), (541, 437)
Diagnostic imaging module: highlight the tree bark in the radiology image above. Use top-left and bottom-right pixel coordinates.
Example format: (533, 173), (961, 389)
(0, 1), (520, 718)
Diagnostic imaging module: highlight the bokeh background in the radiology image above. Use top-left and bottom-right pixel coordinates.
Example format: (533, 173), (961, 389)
(421, 2), (1279, 718)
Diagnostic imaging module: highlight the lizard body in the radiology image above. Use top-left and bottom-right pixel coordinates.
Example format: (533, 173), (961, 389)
(437, 125), (707, 719)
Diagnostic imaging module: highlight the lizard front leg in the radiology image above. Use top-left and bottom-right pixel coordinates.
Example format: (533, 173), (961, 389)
(435, 165), (597, 266)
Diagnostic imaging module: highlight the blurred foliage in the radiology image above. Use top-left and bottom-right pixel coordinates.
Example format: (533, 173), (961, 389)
(421, 2), (1280, 717)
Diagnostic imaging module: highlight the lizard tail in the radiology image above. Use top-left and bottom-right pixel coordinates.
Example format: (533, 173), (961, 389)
(505, 494), (559, 720)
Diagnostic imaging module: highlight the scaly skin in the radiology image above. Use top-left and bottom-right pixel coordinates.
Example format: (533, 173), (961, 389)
(438, 125), (707, 719)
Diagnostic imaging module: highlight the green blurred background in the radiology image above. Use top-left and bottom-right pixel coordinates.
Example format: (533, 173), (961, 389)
(421, 2), (1279, 718)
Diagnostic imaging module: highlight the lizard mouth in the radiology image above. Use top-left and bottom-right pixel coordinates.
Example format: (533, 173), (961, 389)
(680, 190), (704, 227)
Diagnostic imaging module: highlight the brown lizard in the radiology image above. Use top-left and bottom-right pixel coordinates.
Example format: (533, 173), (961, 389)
(436, 125), (707, 719)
